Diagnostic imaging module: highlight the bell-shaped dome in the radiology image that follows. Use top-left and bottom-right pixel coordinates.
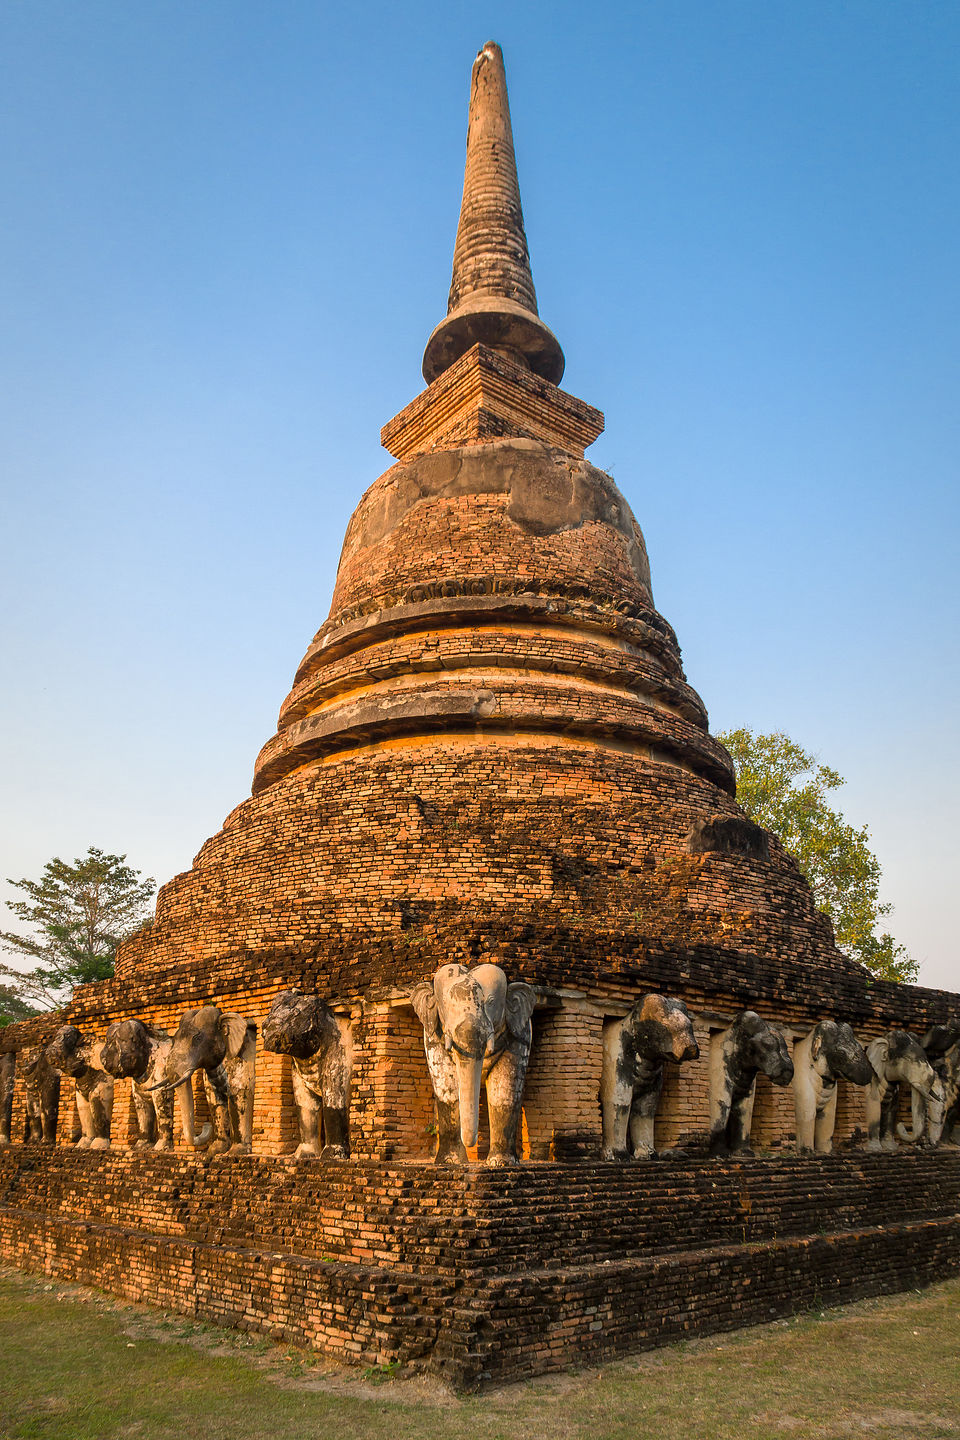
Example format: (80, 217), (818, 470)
(253, 439), (734, 796)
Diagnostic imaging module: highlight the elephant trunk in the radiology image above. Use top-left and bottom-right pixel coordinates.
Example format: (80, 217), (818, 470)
(897, 1077), (946, 1145)
(926, 1090), (946, 1146)
(896, 1085), (926, 1143)
(455, 1051), (484, 1150)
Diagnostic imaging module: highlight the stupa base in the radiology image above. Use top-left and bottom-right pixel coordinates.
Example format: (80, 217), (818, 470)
(1, 1149), (958, 1388)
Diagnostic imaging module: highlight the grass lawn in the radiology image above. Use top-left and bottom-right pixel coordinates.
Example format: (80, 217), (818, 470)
(0, 1268), (957, 1439)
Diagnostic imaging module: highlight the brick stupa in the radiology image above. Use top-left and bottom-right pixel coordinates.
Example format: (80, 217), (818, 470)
(2, 41), (958, 1387)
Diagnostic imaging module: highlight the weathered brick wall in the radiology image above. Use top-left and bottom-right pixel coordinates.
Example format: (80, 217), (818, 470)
(2, 1149), (957, 1386)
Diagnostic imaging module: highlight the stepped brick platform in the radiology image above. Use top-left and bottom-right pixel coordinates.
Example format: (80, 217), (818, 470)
(2, 1148), (958, 1387)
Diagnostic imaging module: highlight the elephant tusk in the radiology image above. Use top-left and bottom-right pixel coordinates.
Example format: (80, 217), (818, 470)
(148, 1068), (196, 1094)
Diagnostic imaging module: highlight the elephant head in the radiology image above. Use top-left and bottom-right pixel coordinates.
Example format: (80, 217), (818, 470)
(262, 990), (340, 1060)
(810, 1020), (873, 1086)
(624, 994), (699, 1065)
(154, 1005), (250, 1094)
(922, 1018), (960, 1146)
(922, 1017), (960, 1058)
(412, 962), (536, 1152)
(101, 1019), (154, 1082)
(16, 1045), (45, 1084)
(735, 1011), (794, 1085)
(44, 1025), (87, 1078)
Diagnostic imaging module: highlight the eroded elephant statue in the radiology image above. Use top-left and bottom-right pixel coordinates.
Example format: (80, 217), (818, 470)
(45, 1025), (114, 1148)
(709, 1010), (794, 1156)
(411, 961), (537, 1166)
(600, 994), (699, 1159)
(0, 1051), (15, 1146)
(262, 990), (351, 1160)
(792, 1020), (873, 1153)
(864, 1030), (945, 1151)
(152, 1006), (256, 1155)
(922, 1018), (960, 1146)
(17, 1044), (60, 1144)
(101, 1018), (176, 1151)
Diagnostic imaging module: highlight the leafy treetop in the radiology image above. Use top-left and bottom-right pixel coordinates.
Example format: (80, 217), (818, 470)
(718, 728), (917, 984)
(0, 847), (155, 1010)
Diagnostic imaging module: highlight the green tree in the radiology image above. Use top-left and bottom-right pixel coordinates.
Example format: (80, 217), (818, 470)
(0, 848), (155, 1010)
(0, 984), (39, 1028)
(718, 728), (917, 984)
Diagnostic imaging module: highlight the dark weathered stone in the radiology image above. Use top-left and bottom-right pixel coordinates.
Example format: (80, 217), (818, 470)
(688, 815), (771, 860)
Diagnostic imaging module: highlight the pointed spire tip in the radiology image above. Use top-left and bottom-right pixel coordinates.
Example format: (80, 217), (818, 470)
(422, 41), (564, 387)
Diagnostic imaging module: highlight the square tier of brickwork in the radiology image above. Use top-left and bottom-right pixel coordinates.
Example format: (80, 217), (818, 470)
(380, 345), (604, 460)
(1, 1148), (958, 1388)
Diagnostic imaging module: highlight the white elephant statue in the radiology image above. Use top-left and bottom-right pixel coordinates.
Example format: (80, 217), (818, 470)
(922, 1019), (960, 1146)
(792, 1020), (873, 1153)
(44, 1025), (114, 1149)
(709, 1011), (794, 1156)
(152, 1005), (256, 1155)
(262, 990), (352, 1160)
(600, 994), (699, 1159)
(864, 1030), (945, 1151)
(101, 1018), (177, 1151)
(411, 962), (537, 1166)
(17, 1045), (60, 1145)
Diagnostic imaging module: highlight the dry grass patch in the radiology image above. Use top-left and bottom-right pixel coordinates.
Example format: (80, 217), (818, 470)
(0, 1267), (958, 1439)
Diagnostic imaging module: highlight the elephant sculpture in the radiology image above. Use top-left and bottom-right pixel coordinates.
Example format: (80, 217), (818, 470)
(0, 1051), (15, 1146)
(17, 1044), (60, 1144)
(864, 1030), (945, 1151)
(44, 1025), (114, 1149)
(411, 961), (537, 1166)
(792, 1020), (874, 1153)
(709, 1010), (794, 1156)
(262, 990), (351, 1160)
(101, 1018), (176, 1151)
(600, 994), (699, 1159)
(922, 1018), (960, 1146)
(152, 1005), (256, 1155)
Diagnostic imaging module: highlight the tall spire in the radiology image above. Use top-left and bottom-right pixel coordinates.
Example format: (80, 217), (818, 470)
(422, 42), (565, 386)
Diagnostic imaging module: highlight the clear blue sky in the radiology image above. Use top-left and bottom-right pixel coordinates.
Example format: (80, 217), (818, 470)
(1, 2), (957, 989)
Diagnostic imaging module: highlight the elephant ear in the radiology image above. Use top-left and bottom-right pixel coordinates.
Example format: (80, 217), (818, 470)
(100, 1025), (121, 1070)
(220, 1012), (253, 1059)
(865, 1036), (887, 1078)
(410, 982), (440, 1037)
(505, 983), (537, 1040)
